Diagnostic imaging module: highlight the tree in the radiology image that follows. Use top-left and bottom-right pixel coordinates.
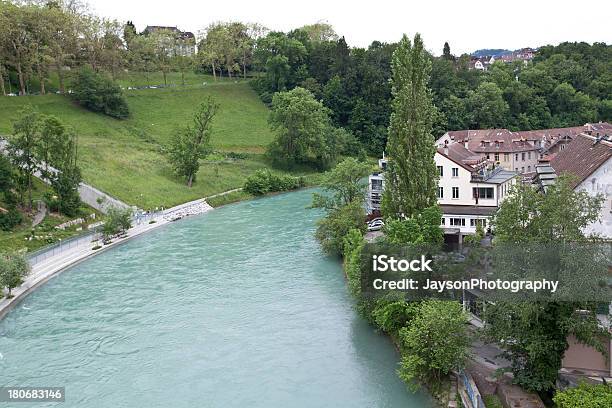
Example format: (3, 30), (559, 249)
(442, 42), (453, 61)
(397, 300), (470, 390)
(382, 34), (439, 219)
(311, 158), (371, 210)
(168, 98), (219, 187)
(493, 176), (603, 243)
(486, 176), (607, 393)
(314, 200), (366, 255)
(383, 205), (443, 245)
(8, 108), (42, 210)
(102, 206), (132, 242)
(267, 87), (338, 169)
(467, 81), (510, 128)
(0, 251), (30, 298)
(70, 67), (129, 118)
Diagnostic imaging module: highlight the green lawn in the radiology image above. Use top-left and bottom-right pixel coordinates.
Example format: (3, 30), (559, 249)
(0, 77), (286, 209)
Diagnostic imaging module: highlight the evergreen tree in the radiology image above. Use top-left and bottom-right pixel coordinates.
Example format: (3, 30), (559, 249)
(382, 34), (438, 219)
(442, 41), (452, 60)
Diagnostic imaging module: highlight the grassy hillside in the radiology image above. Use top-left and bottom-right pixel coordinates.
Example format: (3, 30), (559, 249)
(0, 79), (291, 209)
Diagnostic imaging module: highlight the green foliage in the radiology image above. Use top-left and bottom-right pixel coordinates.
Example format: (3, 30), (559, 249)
(372, 301), (419, 335)
(315, 200), (366, 256)
(342, 228), (366, 296)
(382, 34), (439, 219)
(397, 300), (470, 390)
(0, 208), (23, 231)
(70, 67), (129, 119)
(243, 169), (303, 195)
(311, 158), (371, 210)
(553, 382), (612, 408)
(488, 175), (607, 392)
(0, 251), (30, 297)
(102, 207), (132, 242)
(493, 175), (604, 243)
(168, 97), (219, 187)
(267, 87), (342, 170)
(47, 165), (82, 217)
(467, 82), (510, 128)
(383, 205), (443, 245)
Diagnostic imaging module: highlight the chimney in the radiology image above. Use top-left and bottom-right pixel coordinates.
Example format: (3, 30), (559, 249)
(444, 145), (449, 156)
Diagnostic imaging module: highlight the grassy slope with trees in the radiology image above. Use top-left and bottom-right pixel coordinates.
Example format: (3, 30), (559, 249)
(0, 79), (284, 209)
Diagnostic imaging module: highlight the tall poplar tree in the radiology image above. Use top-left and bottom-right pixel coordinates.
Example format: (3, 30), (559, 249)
(382, 34), (438, 219)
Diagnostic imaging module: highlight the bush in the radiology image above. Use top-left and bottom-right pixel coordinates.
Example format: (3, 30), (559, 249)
(343, 228), (366, 296)
(397, 300), (470, 390)
(243, 170), (303, 196)
(372, 301), (419, 335)
(553, 382), (612, 408)
(315, 200), (366, 255)
(0, 208), (23, 231)
(70, 67), (129, 119)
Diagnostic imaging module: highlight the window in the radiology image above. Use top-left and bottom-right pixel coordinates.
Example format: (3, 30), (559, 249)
(528, 152), (532, 159)
(473, 187), (494, 199)
(450, 218), (465, 226)
(527, 165), (531, 172)
(515, 154), (519, 161)
(371, 179), (383, 191)
(521, 167), (525, 173)
(470, 219), (486, 227)
(486, 153), (490, 160)
(494, 153), (499, 162)
(440, 218), (445, 226)
(437, 187), (444, 199)
(452, 187), (459, 199)
(437, 166), (443, 177)
(504, 153), (509, 161)
(521, 152), (525, 161)
(452, 167), (459, 177)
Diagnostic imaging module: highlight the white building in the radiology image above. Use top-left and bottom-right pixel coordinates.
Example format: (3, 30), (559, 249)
(367, 144), (517, 243)
(435, 144), (517, 242)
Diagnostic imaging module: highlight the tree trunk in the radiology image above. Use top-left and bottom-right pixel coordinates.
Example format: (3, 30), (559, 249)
(56, 60), (65, 94)
(187, 173), (193, 187)
(0, 67), (5, 96)
(16, 61), (26, 95)
(163, 70), (167, 86)
(211, 62), (216, 81)
(37, 63), (46, 95)
(181, 71), (185, 86)
(27, 173), (33, 211)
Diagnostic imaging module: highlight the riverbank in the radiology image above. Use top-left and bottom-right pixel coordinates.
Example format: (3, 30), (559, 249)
(0, 192), (224, 320)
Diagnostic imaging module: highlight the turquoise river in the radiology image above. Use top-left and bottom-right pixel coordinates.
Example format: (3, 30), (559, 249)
(0, 189), (432, 407)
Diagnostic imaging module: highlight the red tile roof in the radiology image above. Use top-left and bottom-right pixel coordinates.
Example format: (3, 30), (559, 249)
(444, 123), (612, 154)
(550, 134), (612, 188)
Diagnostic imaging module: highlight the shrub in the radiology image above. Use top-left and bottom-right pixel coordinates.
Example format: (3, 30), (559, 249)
(70, 67), (129, 119)
(315, 200), (366, 255)
(372, 301), (419, 335)
(0, 208), (22, 231)
(243, 170), (303, 196)
(397, 300), (470, 390)
(553, 382), (612, 408)
(343, 228), (366, 296)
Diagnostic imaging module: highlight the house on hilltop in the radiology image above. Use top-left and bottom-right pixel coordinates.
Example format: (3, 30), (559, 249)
(143, 26), (196, 56)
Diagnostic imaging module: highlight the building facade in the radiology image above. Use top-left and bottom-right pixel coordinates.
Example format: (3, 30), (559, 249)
(366, 144), (517, 242)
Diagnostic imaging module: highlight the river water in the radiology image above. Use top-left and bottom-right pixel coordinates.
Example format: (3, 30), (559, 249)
(0, 189), (431, 407)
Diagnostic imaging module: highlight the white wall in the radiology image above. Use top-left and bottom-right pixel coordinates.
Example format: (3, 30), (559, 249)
(576, 158), (612, 239)
(435, 153), (475, 206)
